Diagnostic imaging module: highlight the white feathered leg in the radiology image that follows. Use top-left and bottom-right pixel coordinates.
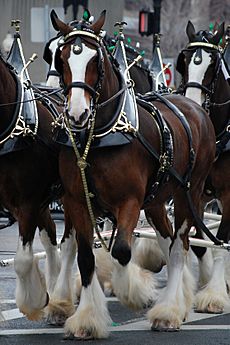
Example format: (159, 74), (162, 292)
(45, 229), (77, 325)
(132, 237), (166, 273)
(112, 259), (157, 310)
(148, 222), (195, 330)
(196, 248), (213, 288)
(14, 237), (48, 320)
(195, 248), (229, 313)
(64, 272), (111, 339)
(39, 229), (60, 294)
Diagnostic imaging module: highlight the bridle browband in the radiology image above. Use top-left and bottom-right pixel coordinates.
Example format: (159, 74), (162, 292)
(186, 42), (221, 51)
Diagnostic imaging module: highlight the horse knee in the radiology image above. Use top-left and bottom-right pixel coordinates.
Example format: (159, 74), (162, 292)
(112, 238), (131, 266)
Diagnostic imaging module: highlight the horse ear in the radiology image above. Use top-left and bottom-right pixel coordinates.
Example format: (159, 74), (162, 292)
(55, 47), (63, 76)
(43, 41), (52, 65)
(176, 51), (185, 75)
(50, 9), (72, 34)
(186, 20), (196, 42)
(91, 10), (106, 35)
(211, 22), (225, 45)
(50, 10), (59, 31)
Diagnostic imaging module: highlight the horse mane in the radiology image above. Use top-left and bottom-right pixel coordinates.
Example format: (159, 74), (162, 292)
(0, 48), (7, 62)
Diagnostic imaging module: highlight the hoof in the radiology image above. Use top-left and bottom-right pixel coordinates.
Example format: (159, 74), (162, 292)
(151, 319), (180, 332)
(195, 306), (223, 314)
(63, 332), (75, 340)
(45, 300), (75, 326)
(46, 313), (67, 326)
(22, 309), (44, 321)
(64, 330), (94, 340)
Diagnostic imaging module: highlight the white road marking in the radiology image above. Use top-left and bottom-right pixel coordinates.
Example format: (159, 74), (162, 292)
(2, 308), (24, 320)
(0, 299), (16, 304)
(1, 300), (230, 335)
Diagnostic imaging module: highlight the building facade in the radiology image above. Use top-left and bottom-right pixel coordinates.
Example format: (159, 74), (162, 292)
(0, 0), (124, 84)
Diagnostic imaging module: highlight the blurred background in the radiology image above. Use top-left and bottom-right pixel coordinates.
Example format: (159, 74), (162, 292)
(0, 0), (229, 87)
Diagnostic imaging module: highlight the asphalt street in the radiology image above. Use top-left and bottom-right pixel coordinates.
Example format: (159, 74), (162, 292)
(1, 219), (230, 345)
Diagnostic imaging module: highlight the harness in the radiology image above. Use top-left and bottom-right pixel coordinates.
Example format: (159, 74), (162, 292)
(56, 25), (223, 248)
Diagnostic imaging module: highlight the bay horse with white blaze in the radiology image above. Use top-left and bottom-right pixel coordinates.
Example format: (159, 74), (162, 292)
(176, 21), (230, 313)
(51, 10), (216, 339)
(0, 45), (64, 320)
(43, 13), (166, 303)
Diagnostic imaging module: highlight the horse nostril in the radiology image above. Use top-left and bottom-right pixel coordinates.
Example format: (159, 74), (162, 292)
(79, 109), (88, 123)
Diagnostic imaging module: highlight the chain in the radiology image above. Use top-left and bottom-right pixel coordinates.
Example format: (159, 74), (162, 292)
(65, 112), (109, 252)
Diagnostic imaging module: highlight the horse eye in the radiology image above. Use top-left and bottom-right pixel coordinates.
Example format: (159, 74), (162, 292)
(91, 55), (98, 64)
(209, 55), (215, 64)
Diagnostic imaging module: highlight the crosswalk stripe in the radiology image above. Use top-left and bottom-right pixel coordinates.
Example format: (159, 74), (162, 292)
(2, 308), (24, 320)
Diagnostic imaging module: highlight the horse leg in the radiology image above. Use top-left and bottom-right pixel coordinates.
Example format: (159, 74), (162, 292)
(195, 196), (230, 313)
(64, 199), (111, 340)
(111, 200), (157, 310)
(146, 199), (195, 331)
(191, 227), (213, 288)
(38, 208), (60, 295)
(14, 208), (49, 320)
(45, 205), (77, 325)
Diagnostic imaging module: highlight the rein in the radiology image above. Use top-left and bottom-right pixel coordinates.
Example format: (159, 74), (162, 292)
(210, 98), (230, 107)
(97, 83), (130, 109)
(0, 86), (64, 108)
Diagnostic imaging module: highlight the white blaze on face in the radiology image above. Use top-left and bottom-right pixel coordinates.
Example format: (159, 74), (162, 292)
(185, 50), (211, 106)
(68, 43), (96, 123)
(46, 38), (60, 88)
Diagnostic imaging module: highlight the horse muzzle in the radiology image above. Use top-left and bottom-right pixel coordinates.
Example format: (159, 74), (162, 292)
(69, 109), (90, 128)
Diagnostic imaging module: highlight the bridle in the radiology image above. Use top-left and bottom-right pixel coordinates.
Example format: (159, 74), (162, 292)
(179, 39), (230, 151)
(57, 29), (105, 103)
(182, 41), (223, 112)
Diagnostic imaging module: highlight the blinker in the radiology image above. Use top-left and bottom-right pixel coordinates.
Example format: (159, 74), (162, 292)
(193, 48), (202, 65)
(73, 36), (83, 54)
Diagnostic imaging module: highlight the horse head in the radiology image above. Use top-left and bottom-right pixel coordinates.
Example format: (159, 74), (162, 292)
(44, 9), (94, 89)
(43, 35), (61, 87)
(176, 21), (230, 136)
(177, 21), (225, 96)
(50, 10), (109, 128)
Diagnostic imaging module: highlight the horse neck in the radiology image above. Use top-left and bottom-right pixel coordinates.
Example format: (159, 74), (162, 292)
(95, 51), (120, 128)
(0, 58), (17, 130)
(130, 65), (152, 94)
(210, 69), (230, 136)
